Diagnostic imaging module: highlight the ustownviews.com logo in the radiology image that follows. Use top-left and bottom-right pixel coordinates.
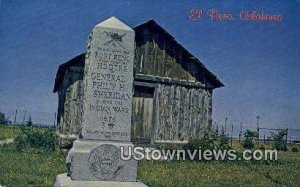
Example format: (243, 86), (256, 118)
(120, 147), (278, 161)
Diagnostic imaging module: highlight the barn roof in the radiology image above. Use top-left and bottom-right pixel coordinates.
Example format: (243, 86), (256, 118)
(53, 19), (224, 93)
(134, 19), (224, 88)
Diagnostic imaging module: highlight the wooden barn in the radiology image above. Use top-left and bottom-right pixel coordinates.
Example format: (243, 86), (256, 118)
(53, 20), (224, 146)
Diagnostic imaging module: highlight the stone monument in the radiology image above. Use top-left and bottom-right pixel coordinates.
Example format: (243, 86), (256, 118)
(55, 17), (147, 187)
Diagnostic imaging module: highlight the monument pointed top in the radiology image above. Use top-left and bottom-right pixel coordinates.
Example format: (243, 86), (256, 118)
(95, 16), (133, 31)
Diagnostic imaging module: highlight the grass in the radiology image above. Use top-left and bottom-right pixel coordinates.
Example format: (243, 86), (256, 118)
(0, 126), (300, 187)
(0, 143), (66, 187)
(139, 161), (272, 186)
(138, 151), (300, 187)
(0, 125), (21, 140)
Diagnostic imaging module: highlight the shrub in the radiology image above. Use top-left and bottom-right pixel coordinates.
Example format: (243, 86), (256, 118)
(26, 115), (33, 127)
(243, 130), (256, 149)
(272, 130), (287, 151)
(157, 143), (182, 151)
(217, 128), (230, 150)
(183, 129), (231, 160)
(0, 111), (8, 125)
(184, 139), (206, 151)
(258, 144), (266, 150)
(183, 138), (206, 161)
(14, 127), (56, 152)
(14, 134), (28, 152)
(291, 146), (299, 152)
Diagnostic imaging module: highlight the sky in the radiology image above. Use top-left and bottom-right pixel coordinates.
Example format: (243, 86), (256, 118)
(0, 0), (299, 133)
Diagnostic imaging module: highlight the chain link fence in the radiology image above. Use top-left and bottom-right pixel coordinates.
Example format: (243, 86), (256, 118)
(213, 121), (300, 143)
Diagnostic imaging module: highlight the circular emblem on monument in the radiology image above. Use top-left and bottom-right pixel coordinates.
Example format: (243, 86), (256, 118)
(88, 144), (124, 180)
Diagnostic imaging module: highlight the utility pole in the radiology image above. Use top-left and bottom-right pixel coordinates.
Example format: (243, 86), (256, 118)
(13, 109), (17, 133)
(256, 116), (261, 141)
(54, 112), (57, 128)
(285, 128), (288, 144)
(22, 110), (27, 126)
(239, 122), (243, 142)
(224, 117), (228, 135)
(231, 124), (233, 147)
(13, 109), (17, 125)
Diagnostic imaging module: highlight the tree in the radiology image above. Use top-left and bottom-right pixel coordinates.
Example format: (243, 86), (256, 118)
(243, 130), (256, 149)
(26, 115), (33, 127)
(218, 127), (230, 150)
(0, 112), (7, 125)
(272, 129), (288, 151)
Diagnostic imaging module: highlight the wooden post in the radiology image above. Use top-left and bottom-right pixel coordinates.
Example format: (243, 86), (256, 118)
(285, 128), (288, 144)
(239, 122), (243, 142)
(231, 124), (233, 147)
(13, 109), (17, 125)
(224, 117), (228, 135)
(256, 116), (261, 142)
(22, 110), (27, 126)
(54, 112), (57, 128)
(13, 109), (17, 133)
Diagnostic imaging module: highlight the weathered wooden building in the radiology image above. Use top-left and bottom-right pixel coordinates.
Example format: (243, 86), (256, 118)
(53, 20), (224, 145)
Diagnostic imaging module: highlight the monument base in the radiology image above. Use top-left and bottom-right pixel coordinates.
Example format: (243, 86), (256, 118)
(66, 140), (138, 181)
(56, 132), (77, 148)
(55, 173), (148, 187)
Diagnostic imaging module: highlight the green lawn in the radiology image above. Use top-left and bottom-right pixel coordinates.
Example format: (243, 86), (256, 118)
(138, 152), (300, 187)
(0, 126), (300, 187)
(1, 143), (299, 187)
(0, 143), (66, 187)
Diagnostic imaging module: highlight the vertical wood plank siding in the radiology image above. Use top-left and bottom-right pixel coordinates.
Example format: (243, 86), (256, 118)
(57, 67), (83, 136)
(154, 84), (212, 141)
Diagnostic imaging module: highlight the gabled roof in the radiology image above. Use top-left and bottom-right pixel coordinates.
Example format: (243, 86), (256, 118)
(53, 19), (224, 93)
(133, 19), (224, 88)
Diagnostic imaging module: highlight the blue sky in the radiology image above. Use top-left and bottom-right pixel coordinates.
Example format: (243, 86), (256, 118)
(0, 0), (299, 131)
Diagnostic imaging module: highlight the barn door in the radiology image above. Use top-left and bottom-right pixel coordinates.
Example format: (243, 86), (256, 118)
(131, 86), (154, 144)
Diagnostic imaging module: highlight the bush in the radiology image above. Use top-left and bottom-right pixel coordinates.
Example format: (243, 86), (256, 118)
(14, 134), (28, 152)
(183, 139), (208, 161)
(243, 130), (256, 149)
(157, 143), (182, 151)
(291, 146), (299, 152)
(272, 130), (287, 151)
(14, 127), (56, 152)
(184, 138), (207, 151)
(26, 115), (33, 127)
(258, 144), (266, 150)
(0, 111), (8, 125)
(217, 128), (230, 150)
(183, 129), (231, 161)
